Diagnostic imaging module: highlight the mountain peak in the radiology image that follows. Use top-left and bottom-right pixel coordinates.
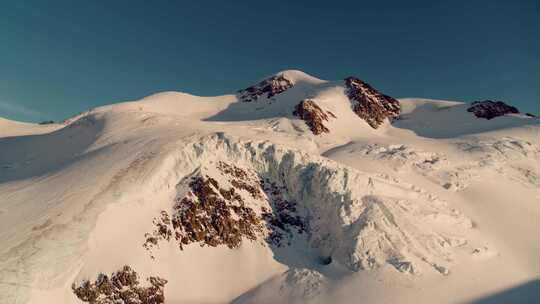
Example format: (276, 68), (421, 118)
(344, 76), (401, 129)
(270, 70), (325, 84)
(233, 72), (402, 134)
(237, 70), (325, 103)
(238, 73), (294, 102)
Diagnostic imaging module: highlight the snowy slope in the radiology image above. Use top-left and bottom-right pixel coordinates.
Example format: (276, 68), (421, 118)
(1, 70), (539, 304)
(0, 118), (62, 138)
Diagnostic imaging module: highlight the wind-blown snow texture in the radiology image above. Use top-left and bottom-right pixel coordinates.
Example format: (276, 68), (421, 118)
(1, 70), (539, 304)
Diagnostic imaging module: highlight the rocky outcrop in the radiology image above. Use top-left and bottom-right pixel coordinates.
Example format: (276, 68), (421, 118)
(238, 74), (293, 102)
(144, 173), (262, 254)
(344, 76), (401, 128)
(467, 100), (519, 120)
(144, 161), (306, 255)
(292, 99), (335, 135)
(72, 265), (167, 304)
(261, 178), (306, 247)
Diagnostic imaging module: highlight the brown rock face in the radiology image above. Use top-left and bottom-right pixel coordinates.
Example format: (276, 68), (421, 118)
(238, 74), (293, 102)
(72, 265), (167, 304)
(467, 100), (520, 120)
(260, 178), (306, 247)
(344, 77), (401, 128)
(144, 162), (306, 255)
(144, 175), (262, 253)
(293, 99), (335, 135)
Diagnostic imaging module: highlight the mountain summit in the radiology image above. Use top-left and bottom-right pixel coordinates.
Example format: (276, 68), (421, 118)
(232, 70), (403, 134)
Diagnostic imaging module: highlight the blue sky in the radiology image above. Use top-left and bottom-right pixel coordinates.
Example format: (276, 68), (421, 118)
(1, 1), (539, 122)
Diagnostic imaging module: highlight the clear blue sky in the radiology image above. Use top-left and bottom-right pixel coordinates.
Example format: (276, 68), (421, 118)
(1, 1), (539, 122)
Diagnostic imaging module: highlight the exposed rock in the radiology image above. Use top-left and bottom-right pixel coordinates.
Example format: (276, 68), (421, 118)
(467, 100), (519, 120)
(145, 174), (262, 253)
(72, 265), (167, 304)
(217, 161), (264, 200)
(261, 178), (306, 247)
(38, 120), (55, 125)
(144, 161), (305, 254)
(238, 74), (293, 102)
(292, 99), (333, 135)
(143, 211), (173, 258)
(344, 76), (401, 128)
(526, 113), (536, 118)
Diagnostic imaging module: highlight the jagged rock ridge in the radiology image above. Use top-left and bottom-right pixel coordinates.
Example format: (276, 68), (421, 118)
(143, 166), (263, 254)
(344, 76), (401, 128)
(292, 99), (336, 135)
(467, 100), (519, 120)
(261, 177), (306, 246)
(143, 160), (306, 257)
(72, 265), (167, 304)
(238, 74), (294, 102)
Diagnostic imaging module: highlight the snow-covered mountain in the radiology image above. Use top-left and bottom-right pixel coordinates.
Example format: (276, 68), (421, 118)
(1, 70), (539, 304)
